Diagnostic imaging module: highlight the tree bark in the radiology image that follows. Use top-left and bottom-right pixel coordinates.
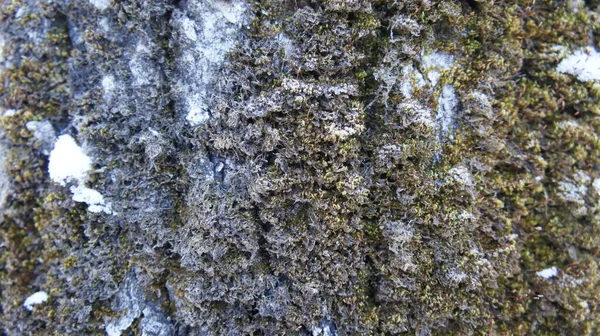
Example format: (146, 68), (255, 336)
(1, 0), (600, 335)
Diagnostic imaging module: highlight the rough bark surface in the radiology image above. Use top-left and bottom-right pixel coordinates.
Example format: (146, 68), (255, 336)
(1, 0), (600, 335)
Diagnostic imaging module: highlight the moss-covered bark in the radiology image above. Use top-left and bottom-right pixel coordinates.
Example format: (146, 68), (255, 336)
(1, 0), (600, 335)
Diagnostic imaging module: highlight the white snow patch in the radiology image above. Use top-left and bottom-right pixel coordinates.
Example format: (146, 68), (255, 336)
(436, 85), (459, 140)
(423, 52), (454, 70)
(558, 120), (581, 131)
(536, 266), (558, 279)
(70, 185), (112, 214)
(467, 91), (493, 117)
(400, 81), (413, 98)
(89, 0), (110, 11)
(556, 46), (600, 82)
(23, 291), (48, 311)
(574, 170), (591, 185)
(49, 135), (92, 186)
(550, 45), (571, 60)
(48, 135), (112, 214)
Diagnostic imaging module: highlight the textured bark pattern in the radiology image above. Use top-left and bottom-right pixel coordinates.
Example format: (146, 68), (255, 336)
(1, 0), (600, 335)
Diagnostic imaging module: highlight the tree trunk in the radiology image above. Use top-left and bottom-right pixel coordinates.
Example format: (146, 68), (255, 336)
(1, 0), (600, 334)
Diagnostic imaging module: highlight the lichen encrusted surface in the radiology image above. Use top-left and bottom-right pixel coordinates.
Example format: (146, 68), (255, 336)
(1, 0), (600, 335)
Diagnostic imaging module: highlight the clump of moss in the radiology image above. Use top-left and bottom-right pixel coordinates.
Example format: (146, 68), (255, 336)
(172, 0), (600, 334)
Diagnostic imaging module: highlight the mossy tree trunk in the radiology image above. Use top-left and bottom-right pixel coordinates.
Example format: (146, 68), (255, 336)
(1, 0), (600, 335)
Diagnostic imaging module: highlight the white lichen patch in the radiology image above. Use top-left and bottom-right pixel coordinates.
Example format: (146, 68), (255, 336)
(48, 135), (112, 214)
(382, 220), (417, 272)
(99, 17), (110, 33)
(383, 221), (414, 250)
(398, 64), (426, 99)
(456, 210), (476, 222)
(390, 15), (422, 38)
(0, 33), (6, 63)
(106, 315), (137, 336)
(25, 120), (56, 155)
(277, 32), (295, 59)
(185, 93), (210, 126)
(15, 7), (26, 19)
(592, 178), (600, 196)
(327, 124), (359, 140)
(89, 0), (110, 11)
(0, 140), (8, 210)
(556, 46), (600, 82)
(422, 52), (454, 87)
(465, 90), (493, 119)
(180, 17), (198, 41)
(446, 166), (475, 197)
(312, 321), (336, 336)
(447, 166), (473, 184)
(436, 85), (459, 141)
(558, 180), (587, 205)
(569, 0), (585, 12)
(557, 172), (590, 217)
(3, 109), (17, 117)
(397, 101), (435, 133)
(129, 42), (159, 87)
(101, 74), (117, 101)
(281, 78), (358, 97)
(23, 291), (48, 311)
(536, 266), (558, 279)
(558, 175), (589, 206)
(446, 268), (467, 284)
(173, 0), (249, 126)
